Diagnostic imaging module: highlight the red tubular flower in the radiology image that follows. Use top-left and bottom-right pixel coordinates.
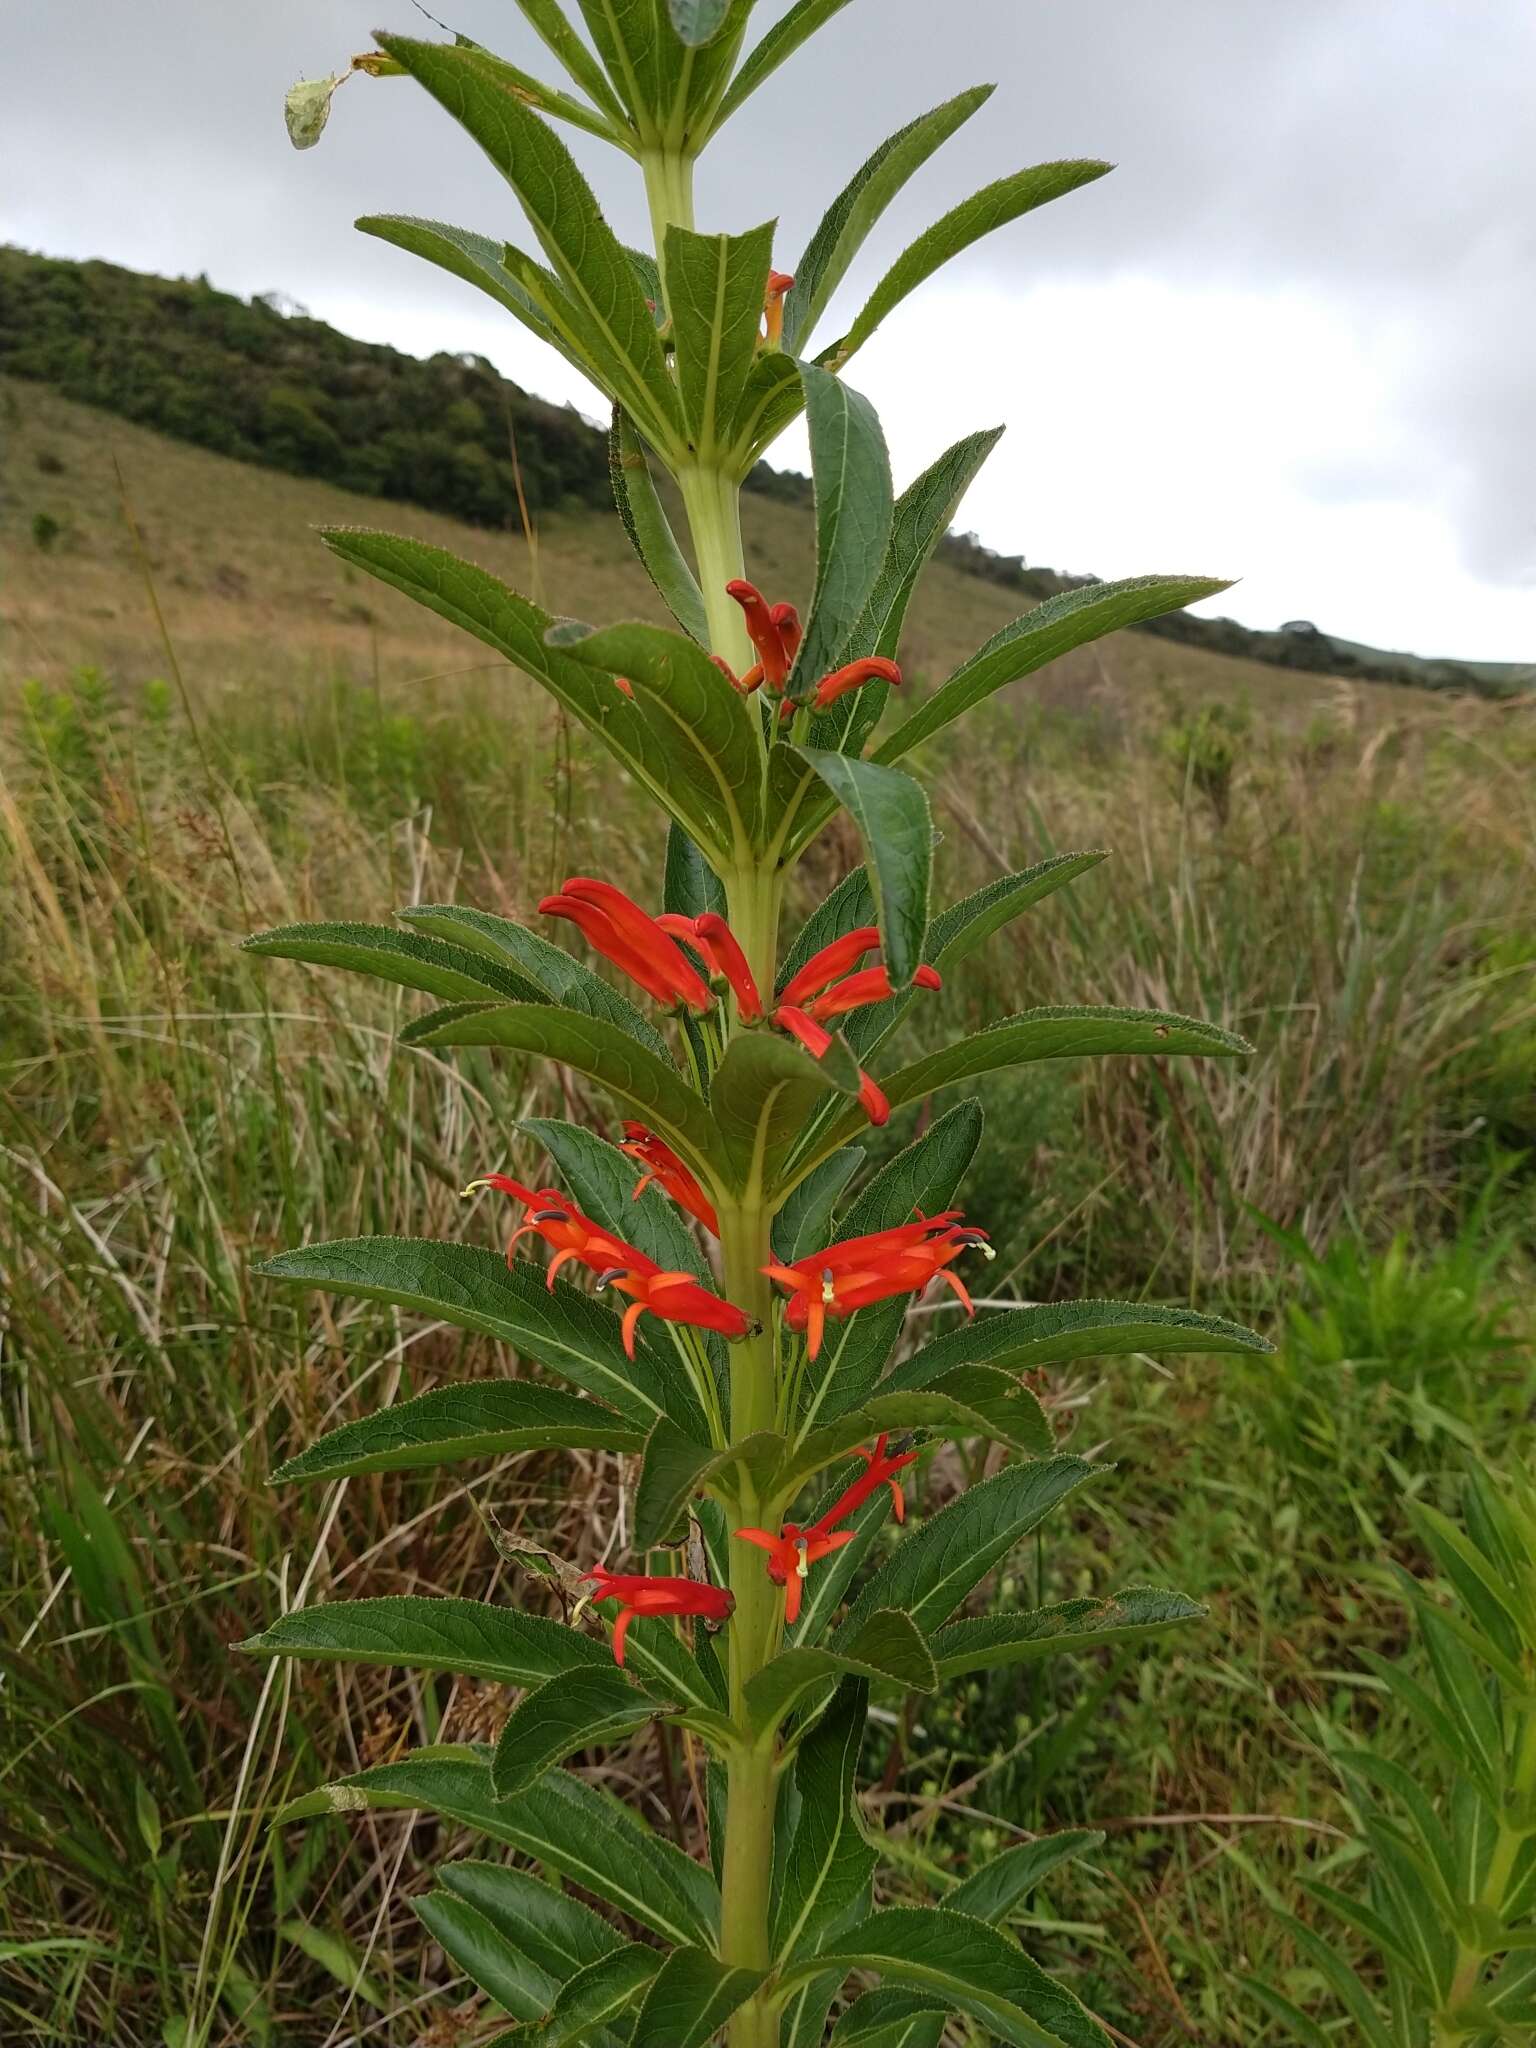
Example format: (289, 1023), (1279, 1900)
(599, 1266), (753, 1358)
(811, 1432), (918, 1530)
(806, 962), (943, 1023)
(762, 269), (795, 350)
(780, 927), (882, 1007)
(725, 580), (794, 689)
(772, 1003), (891, 1128)
(734, 1523), (854, 1624)
(779, 656), (903, 719)
(770, 601), (802, 665)
(763, 1212), (993, 1359)
(466, 1174), (652, 1287)
(693, 913), (764, 1020)
(618, 1122), (720, 1235)
(580, 1565), (734, 1666)
(470, 1176), (748, 1354)
(541, 877), (714, 1013)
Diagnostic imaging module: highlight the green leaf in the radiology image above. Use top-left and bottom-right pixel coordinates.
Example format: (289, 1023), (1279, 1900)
(947, 1832), (1105, 1922)
(713, 0), (855, 129)
(569, 0), (750, 140)
(402, 1003), (726, 1187)
(813, 423), (1005, 760)
(829, 161), (1112, 366)
(794, 751), (931, 984)
(255, 1237), (707, 1436)
(932, 1588), (1204, 1677)
(876, 574), (1234, 767)
(319, 531), (742, 858)
(358, 215), (588, 378)
(633, 1415), (780, 1550)
(887, 1299), (1273, 1392)
(664, 221), (774, 453)
(491, 1666), (657, 1802)
(787, 365), (894, 700)
(496, 1943), (661, 2044)
(610, 409), (710, 643)
(860, 1372), (1053, 1459)
(786, 1906), (1112, 2048)
(777, 865), (876, 997)
(241, 920), (543, 1006)
(380, 35), (682, 447)
(279, 1754), (719, 1948)
(424, 34), (625, 147)
(413, 1892), (557, 2019)
(272, 1378), (643, 1485)
(830, 1990), (948, 2047)
(240, 1597), (612, 1688)
(632, 1947), (764, 2048)
(773, 1679), (877, 1962)
(773, 1145), (864, 1263)
(710, 1029), (861, 1192)
(400, 902), (669, 1057)
(745, 1609), (937, 1740)
(784, 87), (993, 355)
(837, 1457), (1104, 1640)
(546, 619), (766, 852)
(437, 1864), (621, 2007)
(665, 821), (728, 920)
(513, 0), (634, 129)
(926, 853), (1109, 969)
(787, 1486), (893, 1651)
(666, 0), (732, 44)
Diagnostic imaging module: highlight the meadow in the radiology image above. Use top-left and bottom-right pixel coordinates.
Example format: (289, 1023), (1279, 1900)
(3, 377), (1533, 2045)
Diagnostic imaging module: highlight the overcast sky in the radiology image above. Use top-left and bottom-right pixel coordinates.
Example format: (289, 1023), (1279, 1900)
(8, 1), (1534, 659)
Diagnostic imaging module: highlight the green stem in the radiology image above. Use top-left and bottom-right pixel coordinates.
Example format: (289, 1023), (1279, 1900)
(679, 462), (755, 678)
(1437, 1702), (1536, 2039)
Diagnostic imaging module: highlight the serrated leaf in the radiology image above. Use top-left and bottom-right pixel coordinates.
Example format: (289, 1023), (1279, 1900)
(514, 0), (633, 127)
(491, 1666), (657, 1802)
(710, 1029), (861, 1191)
(830, 1989), (948, 2047)
(319, 530), (743, 857)
(359, 215), (589, 378)
(572, 0), (749, 139)
(933, 1588), (1204, 1677)
(784, 88), (994, 356)
(271, 1378), (644, 1485)
(745, 1609), (937, 1740)
(496, 1943), (661, 2044)
(860, 1372), (1053, 1458)
(546, 619), (766, 851)
(279, 1754), (719, 1947)
(876, 574), (1234, 767)
(519, 1116), (709, 1280)
(795, 751), (931, 984)
(633, 1415), (780, 1550)
(783, 1906), (1112, 2048)
(829, 161), (1112, 366)
(664, 221), (774, 452)
(439, 1862), (621, 1986)
(713, 0), (855, 129)
(837, 1457), (1104, 1641)
(241, 921), (543, 1006)
(777, 866), (877, 997)
(400, 902), (668, 1055)
(787, 365), (894, 699)
(774, 1679), (876, 1961)
(413, 1892), (557, 2019)
(632, 1947), (764, 2048)
(241, 1597), (611, 1688)
(926, 853), (1109, 968)
(887, 1299), (1273, 1393)
(402, 1001), (726, 1186)
(381, 35), (683, 448)
(948, 1832), (1105, 1922)
(610, 408), (710, 642)
(664, 821), (728, 919)
(256, 1237), (707, 1436)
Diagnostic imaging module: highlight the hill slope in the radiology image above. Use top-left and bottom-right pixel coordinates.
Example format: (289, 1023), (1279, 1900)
(4, 373), (1409, 736)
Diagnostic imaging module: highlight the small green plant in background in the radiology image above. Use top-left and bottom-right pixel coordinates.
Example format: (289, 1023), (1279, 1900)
(31, 509), (63, 552)
(1159, 698), (1251, 825)
(237, 5), (1270, 2044)
(1248, 1466), (1536, 2046)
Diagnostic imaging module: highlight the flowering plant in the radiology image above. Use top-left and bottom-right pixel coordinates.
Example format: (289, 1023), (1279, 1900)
(250, 8), (1269, 2042)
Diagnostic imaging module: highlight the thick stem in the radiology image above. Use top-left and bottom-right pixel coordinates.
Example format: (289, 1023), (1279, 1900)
(679, 462), (755, 677)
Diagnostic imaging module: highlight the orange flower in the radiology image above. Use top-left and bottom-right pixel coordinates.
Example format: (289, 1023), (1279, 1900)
(733, 1523), (855, 1624)
(762, 269), (795, 350)
(656, 910), (764, 1021)
(618, 1123), (720, 1235)
(541, 877), (714, 1013)
(726, 578), (795, 690)
(811, 1432), (918, 1529)
(763, 1212), (993, 1359)
(469, 1176), (749, 1356)
(778, 656), (902, 719)
(580, 1565), (734, 1666)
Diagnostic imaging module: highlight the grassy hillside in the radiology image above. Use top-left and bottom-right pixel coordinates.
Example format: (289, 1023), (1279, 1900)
(2, 375), (1534, 2047)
